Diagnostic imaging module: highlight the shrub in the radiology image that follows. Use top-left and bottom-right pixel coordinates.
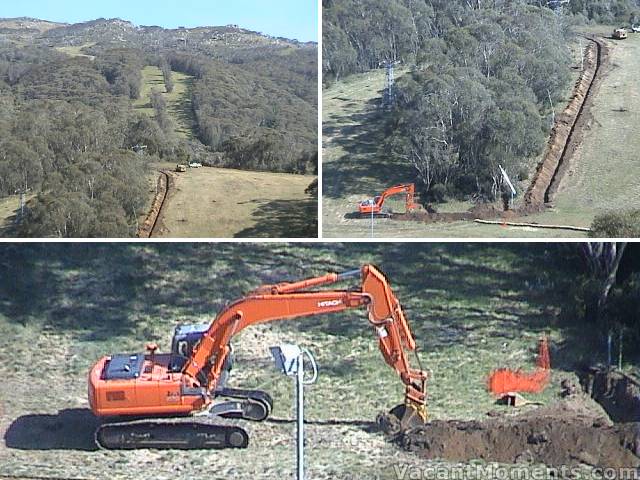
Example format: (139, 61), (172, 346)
(590, 210), (640, 237)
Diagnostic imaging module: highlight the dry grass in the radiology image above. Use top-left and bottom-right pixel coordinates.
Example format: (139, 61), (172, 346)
(157, 167), (317, 238)
(0, 244), (596, 479)
(546, 27), (640, 225)
(56, 43), (96, 60)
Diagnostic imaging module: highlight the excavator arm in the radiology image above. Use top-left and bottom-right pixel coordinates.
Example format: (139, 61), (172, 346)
(183, 264), (428, 422)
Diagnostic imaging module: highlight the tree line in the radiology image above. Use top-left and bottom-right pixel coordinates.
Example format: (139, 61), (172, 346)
(0, 44), (155, 236)
(167, 50), (317, 174)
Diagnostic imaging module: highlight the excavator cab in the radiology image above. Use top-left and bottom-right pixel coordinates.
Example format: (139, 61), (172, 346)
(358, 196), (382, 214)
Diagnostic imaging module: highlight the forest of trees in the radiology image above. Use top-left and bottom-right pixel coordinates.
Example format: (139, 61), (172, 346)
(0, 19), (317, 237)
(323, 0), (640, 201)
(0, 45), (154, 237)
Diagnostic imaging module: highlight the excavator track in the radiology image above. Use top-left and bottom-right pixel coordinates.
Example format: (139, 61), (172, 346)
(95, 388), (271, 450)
(96, 416), (249, 450)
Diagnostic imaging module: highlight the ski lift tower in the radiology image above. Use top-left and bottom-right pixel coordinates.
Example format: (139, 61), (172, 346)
(14, 187), (31, 223)
(381, 60), (400, 108)
(547, 0), (570, 15)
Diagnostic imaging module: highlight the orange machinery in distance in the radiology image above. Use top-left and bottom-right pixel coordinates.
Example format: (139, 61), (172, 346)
(357, 183), (421, 217)
(88, 264), (428, 449)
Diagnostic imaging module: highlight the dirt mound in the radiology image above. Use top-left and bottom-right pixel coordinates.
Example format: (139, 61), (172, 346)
(524, 36), (607, 207)
(392, 203), (508, 223)
(381, 398), (640, 469)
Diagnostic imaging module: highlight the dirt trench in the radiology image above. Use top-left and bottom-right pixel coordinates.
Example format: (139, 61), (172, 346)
(523, 35), (607, 209)
(137, 170), (174, 238)
(382, 396), (640, 470)
(579, 367), (640, 423)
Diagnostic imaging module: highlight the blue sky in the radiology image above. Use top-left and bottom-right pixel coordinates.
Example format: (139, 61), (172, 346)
(2, 0), (318, 42)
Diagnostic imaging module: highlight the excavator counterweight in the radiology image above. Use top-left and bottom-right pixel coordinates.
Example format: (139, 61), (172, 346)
(88, 264), (428, 449)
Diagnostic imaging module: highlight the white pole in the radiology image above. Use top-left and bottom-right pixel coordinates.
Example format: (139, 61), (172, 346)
(370, 205), (374, 238)
(296, 354), (304, 480)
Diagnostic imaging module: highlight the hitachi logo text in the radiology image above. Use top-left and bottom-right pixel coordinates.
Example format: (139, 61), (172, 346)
(318, 300), (342, 307)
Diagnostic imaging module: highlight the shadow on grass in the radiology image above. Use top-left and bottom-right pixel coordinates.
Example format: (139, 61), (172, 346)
(266, 417), (376, 429)
(0, 212), (20, 237)
(323, 95), (415, 199)
(5, 409), (100, 451)
(233, 197), (318, 238)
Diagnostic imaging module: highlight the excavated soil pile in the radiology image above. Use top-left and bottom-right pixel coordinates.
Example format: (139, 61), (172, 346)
(392, 204), (513, 223)
(580, 367), (640, 423)
(381, 397), (640, 469)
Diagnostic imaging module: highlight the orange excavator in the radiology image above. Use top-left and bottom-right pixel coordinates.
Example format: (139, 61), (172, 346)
(88, 264), (428, 449)
(357, 184), (421, 217)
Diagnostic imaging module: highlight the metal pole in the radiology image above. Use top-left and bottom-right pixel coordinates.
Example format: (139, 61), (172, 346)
(618, 330), (623, 370)
(371, 205), (374, 238)
(296, 354), (304, 480)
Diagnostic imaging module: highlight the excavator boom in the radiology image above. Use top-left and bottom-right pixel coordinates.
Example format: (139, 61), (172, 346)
(88, 264), (428, 449)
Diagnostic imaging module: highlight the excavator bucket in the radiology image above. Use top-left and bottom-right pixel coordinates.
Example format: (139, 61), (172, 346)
(377, 403), (426, 437)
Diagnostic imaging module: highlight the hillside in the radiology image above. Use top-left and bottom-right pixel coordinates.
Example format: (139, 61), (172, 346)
(0, 17), (317, 237)
(322, 0), (640, 237)
(0, 244), (638, 478)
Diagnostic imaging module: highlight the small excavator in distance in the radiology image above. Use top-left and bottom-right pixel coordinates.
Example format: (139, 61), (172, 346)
(88, 264), (428, 450)
(357, 184), (421, 217)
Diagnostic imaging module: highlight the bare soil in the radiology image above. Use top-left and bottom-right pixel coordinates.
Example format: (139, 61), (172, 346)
(382, 396), (640, 470)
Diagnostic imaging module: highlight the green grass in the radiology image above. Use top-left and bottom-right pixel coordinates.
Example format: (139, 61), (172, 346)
(134, 66), (196, 139)
(323, 28), (638, 238)
(0, 244), (602, 479)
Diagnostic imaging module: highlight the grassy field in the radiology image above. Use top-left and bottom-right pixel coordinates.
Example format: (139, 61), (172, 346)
(0, 244), (607, 480)
(55, 43), (96, 60)
(322, 28), (636, 238)
(133, 66), (196, 139)
(157, 167), (317, 238)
